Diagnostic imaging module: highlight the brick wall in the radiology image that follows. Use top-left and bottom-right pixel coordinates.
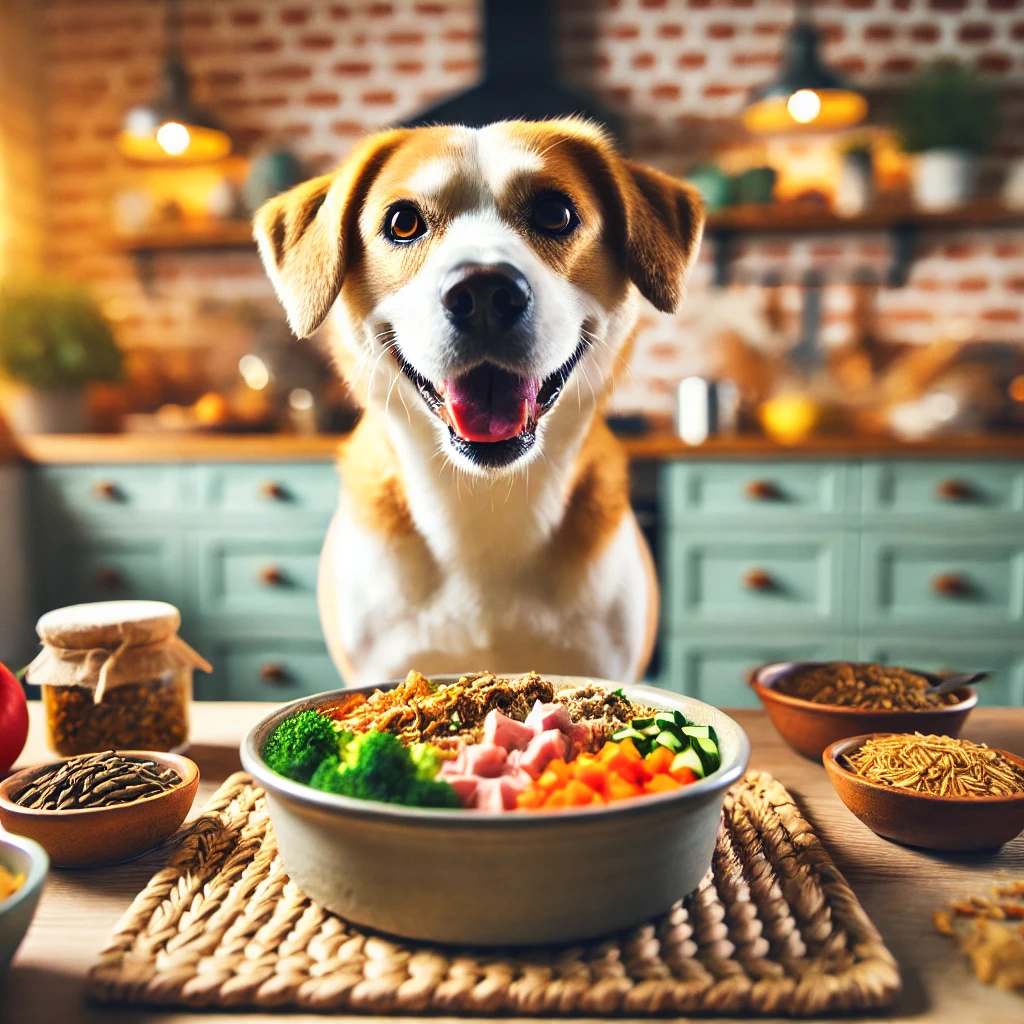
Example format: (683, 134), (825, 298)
(40, 0), (1024, 416)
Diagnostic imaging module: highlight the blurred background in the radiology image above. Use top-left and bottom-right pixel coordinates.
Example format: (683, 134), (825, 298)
(1, 0), (1023, 707)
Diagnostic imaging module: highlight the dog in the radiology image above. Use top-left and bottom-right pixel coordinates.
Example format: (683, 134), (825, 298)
(254, 118), (704, 687)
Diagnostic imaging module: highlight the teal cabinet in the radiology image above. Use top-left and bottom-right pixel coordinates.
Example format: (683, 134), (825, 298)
(199, 634), (342, 701)
(660, 458), (1024, 706)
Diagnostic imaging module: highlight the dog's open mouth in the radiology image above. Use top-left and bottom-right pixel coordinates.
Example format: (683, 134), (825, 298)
(394, 341), (587, 465)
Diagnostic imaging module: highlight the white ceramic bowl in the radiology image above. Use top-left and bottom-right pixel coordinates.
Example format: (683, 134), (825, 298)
(0, 831), (48, 974)
(241, 676), (750, 946)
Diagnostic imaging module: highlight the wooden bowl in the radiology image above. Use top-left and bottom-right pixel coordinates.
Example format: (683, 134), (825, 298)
(0, 751), (199, 868)
(823, 734), (1024, 852)
(750, 662), (977, 760)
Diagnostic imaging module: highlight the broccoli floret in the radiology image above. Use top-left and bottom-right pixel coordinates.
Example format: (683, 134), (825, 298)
(262, 709), (340, 783)
(306, 730), (459, 808)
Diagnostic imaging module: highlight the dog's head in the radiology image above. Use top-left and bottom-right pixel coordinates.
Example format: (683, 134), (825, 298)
(255, 119), (704, 473)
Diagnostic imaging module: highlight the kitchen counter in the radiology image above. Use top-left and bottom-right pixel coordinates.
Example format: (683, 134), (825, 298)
(13, 430), (1024, 463)
(4, 701), (1022, 1024)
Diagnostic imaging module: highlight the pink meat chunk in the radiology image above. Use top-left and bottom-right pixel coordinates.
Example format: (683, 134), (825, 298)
(474, 776), (525, 812)
(463, 742), (508, 778)
(524, 700), (574, 736)
(519, 728), (570, 780)
(482, 708), (536, 752)
(443, 774), (479, 807)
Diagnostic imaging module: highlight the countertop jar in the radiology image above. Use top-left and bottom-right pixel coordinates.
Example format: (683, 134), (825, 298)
(25, 601), (211, 756)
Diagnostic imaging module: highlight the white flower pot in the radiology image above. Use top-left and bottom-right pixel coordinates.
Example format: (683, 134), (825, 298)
(5, 388), (88, 435)
(912, 150), (977, 212)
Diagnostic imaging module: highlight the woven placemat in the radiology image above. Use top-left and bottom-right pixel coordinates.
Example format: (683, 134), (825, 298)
(87, 770), (900, 1016)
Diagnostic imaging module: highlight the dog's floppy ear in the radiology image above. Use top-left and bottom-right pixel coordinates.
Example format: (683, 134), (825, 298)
(253, 129), (408, 337)
(618, 161), (705, 314)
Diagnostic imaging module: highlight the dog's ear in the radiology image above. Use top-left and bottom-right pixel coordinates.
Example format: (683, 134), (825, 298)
(253, 129), (407, 337)
(618, 161), (705, 314)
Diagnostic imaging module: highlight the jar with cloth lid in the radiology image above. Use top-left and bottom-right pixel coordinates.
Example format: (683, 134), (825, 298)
(25, 600), (211, 756)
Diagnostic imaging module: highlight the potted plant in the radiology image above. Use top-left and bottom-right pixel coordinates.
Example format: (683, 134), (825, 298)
(897, 61), (1000, 212)
(0, 284), (123, 434)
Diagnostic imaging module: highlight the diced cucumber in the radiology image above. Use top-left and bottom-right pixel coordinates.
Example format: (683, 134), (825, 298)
(670, 747), (705, 779)
(611, 727), (647, 745)
(654, 730), (683, 752)
(693, 736), (721, 775)
(642, 724), (661, 736)
(681, 725), (712, 739)
(654, 712), (678, 729)
(630, 717), (656, 731)
(672, 710), (692, 728)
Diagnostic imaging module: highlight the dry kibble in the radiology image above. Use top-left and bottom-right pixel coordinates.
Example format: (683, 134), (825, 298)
(776, 662), (961, 710)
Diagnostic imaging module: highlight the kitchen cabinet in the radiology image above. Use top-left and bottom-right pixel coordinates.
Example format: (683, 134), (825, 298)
(659, 458), (1024, 708)
(19, 444), (1024, 707)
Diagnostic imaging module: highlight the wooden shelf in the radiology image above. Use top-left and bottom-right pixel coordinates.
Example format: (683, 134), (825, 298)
(111, 221), (255, 254)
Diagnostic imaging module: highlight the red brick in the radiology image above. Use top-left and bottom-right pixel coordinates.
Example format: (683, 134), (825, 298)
(956, 276), (989, 292)
(262, 64), (312, 81)
(647, 343), (681, 361)
(677, 52), (707, 69)
(759, 243), (792, 259)
(299, 33), (335, 50)
(632, 52), (656, 70)
(368, 3), (395, 15)
(305, 91), (340, 107)
(884, 309), (933, 323)
(362, 89), (397, 105)
(929, 0), (966, 9)
(982, 308), (1021, 322)
(443, 58), (477, 73)
(393, 60), (425, 74)
(255, 95), (288, 108)
(652, 83), (682, 100)
(943, 242), (978, 259)
(837, 56), (867, 74)
(334, 61), (371, 76)
(704, 83), (741, 98)
(959, 22), (994, 43)
(732, 51), (777, 67)
(979, 52), (1013, 73)
(603, 86), (633, 105)
(280, 7), (311, 25)
(608, 23), (640, 40)
(688, 0), (713, 8)
(415, 2), (448, 13)
(881, 56), (917, 74)
(332, 120), (366, 135)
(329, 4), (351, 17)
(754, 21), (784, 35)
(864, 23), (895, 41)
(1004, 276), (1024, 292)
(230, 9), (262, 27)
(282, 124), (312, 138)
(910, 23), (940, 43)
(203, 70), (244, 88)
(641, 0), (668, 7)
(656, 23), (684, 38)
(1013, 22), (1024, 40)
(706, 23), (736, 39)
(988, 0), (1021, 8)
(995, 243), (1022, 257)
(245, 37), (282, 53)
(842, 0), (875, 7)
(387, 31), (426, 44)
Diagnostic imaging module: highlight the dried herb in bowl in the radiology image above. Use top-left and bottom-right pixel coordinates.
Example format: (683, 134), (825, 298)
(776, 662), (961, 710)
(842, 734), (1024, 798)
(12, 750), (183, 811)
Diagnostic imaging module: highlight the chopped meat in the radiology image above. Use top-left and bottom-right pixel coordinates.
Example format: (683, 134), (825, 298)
(443, 775), (479, 805)
(482, 709), (535, 752)
(474, 777), (525, 812)
(519, 729), (570, 780)
(462, 743), (508, 778)
(525, 700), (574, 735)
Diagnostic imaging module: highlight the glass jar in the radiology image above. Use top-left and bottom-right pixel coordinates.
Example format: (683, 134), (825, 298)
(26, 600), (211, 756)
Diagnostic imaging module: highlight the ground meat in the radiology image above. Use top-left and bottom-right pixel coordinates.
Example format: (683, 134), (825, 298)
(775, 662), (961, 710)
(556, 684), (657, 749)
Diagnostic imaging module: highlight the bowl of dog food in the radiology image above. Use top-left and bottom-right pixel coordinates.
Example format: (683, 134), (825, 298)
(824, 732), (1024, 851)
(241, 671), (750, 946)
(0, 750), (199, 867)
(750, 661), (978, 760)
(0, 832), (48, 974)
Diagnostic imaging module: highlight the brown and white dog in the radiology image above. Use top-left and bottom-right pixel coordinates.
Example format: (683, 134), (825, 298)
(254, 118), (704, 687)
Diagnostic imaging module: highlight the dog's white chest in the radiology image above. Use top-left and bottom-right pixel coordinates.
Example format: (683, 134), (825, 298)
(322, 500), (650, 687)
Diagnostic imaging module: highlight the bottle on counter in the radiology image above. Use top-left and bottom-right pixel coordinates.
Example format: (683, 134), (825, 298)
(25, 600), (211, 756)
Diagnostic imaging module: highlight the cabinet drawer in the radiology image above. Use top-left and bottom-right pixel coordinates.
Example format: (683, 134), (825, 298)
(661, 635), (851, 708)
(32, 465), (183, 519)
(860, 534), (1024, 631)
(39, 534), (181, 609)
(859, 638), (1024, 707)
(198, 534), (323, 616)
(198, 463), (337, 517)
(862, 461), (1024, 520)
(663, 531), (848, 629)
(210, 638), (339, 701)
(664, 462), (848, 525)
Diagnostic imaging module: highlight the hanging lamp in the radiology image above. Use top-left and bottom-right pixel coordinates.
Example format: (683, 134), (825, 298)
(118, 0), (231, 163)
(743, 0), (867, 134)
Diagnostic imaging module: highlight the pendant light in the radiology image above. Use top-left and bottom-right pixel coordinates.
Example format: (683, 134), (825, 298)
(743, 0), (867, 134)
(118, 0), (231, 163)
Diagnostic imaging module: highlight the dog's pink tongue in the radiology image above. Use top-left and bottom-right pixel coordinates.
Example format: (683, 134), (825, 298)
(442, 364), (540, 443)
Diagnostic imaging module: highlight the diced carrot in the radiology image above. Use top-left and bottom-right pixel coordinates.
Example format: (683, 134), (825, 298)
(516, 787), (545, 809)
(606, 774), (642, 802)
(644, 774), (682, 795)
(596, 742), (620, 763)
(645, 746), (675, 775)
(537, 769), (560, 790)
(571, 759), (608, 793)
(547, 759), (572, 781)
(607, 751), (652, 785)
(615, 737), (643, 761)
(670, 765), (698, 786)
(543, 789), (569, 809)
(564, 779), (598, 806)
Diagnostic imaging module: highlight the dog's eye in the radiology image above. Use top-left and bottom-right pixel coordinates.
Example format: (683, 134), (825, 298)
(531, 194), (578, 237)
(386, 205), (426, 243)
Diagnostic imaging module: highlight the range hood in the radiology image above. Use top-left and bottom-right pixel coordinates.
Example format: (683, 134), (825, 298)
(404, 0), (620, 138)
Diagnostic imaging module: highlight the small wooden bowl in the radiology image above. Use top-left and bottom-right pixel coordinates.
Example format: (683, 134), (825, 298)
(0, 751), (199, 868)
(823, 734), (1024, 852)
(750, 662), (977, 760)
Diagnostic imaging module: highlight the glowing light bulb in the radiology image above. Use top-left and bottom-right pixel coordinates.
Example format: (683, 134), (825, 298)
(239, 354), (270, 391)
(787, 89), (822, 125)
(156, 121), (191, 156)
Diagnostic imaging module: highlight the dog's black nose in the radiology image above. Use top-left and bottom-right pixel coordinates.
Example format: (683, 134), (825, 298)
(440, 263), (532, 332)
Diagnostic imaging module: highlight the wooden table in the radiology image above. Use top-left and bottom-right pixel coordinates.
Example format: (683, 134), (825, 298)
(3, 703), (1022, 1023)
